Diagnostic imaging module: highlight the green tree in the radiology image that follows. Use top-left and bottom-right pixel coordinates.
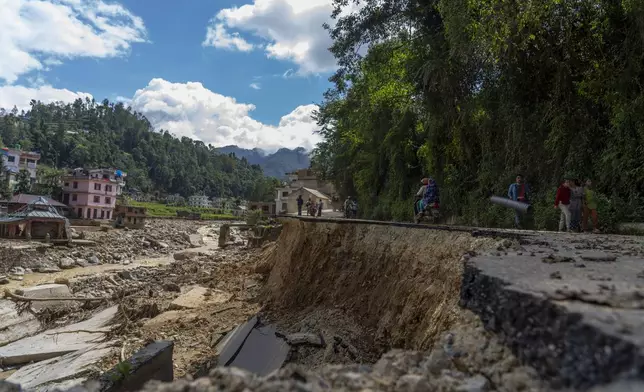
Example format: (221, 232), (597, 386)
(313, 0), (644, 229)
(0, 161), (11, 200)
(14, 170), (32, 194)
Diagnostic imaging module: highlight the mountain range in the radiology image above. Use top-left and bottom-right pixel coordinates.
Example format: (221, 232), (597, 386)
(215, 146), (311, 179)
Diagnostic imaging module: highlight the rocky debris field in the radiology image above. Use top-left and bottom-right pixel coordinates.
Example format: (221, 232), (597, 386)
(0, 219), (212, 278)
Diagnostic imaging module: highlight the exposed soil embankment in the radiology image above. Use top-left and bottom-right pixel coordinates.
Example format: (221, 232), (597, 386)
(258, 219), (496, 351)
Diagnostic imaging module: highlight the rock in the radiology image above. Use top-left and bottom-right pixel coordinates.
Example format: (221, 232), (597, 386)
(169, 286), (232, 310)
(284, 333), (325, 347)
(122, 260), (131, 265)
(396, 374), (431, 392)
(75, 258), (88, 268)
(54, 278), (70, 285)
(58, 258), (75, 269)
(118, 271), (134, 280)
(157, 242), (169, 249)
(550, 271), (562, 280)
(36, 265), (61, 273)
(580, 252), (617, 262)
(162, 283), (181, 292)
(8, 267), (25, 276)
(187, 234), (204, 248)
(0, 276), (9, 285)
(456, 375), (490, 392)
(87, 255), (100, 265)
(173, 251), (198, 261)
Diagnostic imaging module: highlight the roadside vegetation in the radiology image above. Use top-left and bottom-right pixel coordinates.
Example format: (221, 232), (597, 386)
(312, 0), (644, 231)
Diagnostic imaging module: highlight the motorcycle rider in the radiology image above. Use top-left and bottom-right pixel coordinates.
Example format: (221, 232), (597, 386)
(344, 196), (351, 217)
(415, 177), (439, 219)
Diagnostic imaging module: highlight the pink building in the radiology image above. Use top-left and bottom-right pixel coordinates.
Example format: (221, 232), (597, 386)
(61, 168), (126, 220)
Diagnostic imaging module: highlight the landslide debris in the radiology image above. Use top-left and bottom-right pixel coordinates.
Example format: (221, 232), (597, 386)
(0, 219), (208, 275)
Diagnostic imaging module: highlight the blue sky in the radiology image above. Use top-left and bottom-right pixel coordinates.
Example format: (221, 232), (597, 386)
(0, 0), (341, 151)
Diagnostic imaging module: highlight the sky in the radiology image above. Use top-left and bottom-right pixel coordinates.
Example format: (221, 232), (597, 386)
(0, 0), (345, 152)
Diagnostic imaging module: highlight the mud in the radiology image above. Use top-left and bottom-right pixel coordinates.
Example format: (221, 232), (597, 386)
(260, 220), (496, 351)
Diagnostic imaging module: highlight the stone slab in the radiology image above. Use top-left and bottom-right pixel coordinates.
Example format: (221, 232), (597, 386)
(0, 300), (41, 346)
(0, 306), (117, 366)
(169, 287), (232, 310)
(21, 284), (75, 313)
(6, 342), (114, 390)
(460, 231), (644, 390)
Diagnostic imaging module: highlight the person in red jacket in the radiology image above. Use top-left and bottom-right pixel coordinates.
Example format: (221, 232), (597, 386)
(554, 180), (572, 232)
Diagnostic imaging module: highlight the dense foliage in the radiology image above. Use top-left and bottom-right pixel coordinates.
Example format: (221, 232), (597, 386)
(312, 0), (644, 230)
(0, 100), (279, 201)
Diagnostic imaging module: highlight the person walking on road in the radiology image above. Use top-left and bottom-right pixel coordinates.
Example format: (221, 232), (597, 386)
(317, 199), (323, 217)
(555, 179), (572, 232)
(582, 179), (600, 233)
(296, 195), (304, 216)
(508, 174), (530, 229)
(305, 198), (312, 216)
(569, 178), (584, 232)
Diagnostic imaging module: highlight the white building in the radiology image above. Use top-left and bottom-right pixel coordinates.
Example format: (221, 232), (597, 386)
(188, 195), (211, 208)
(1, 147), (40, 188)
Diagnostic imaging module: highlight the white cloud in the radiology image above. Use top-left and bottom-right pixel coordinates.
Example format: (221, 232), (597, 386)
(249, 83), (261, 90)
(202, 23), (254, 52)
(0, 0), (147, 84)
(204, 0), (337, 74)
(130, 78), (321, 152)
(0, 84), (92, 112)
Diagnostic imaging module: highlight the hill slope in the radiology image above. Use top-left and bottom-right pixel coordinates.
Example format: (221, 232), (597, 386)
(0, 100), (278, 201)
(215, 145), (310, 178)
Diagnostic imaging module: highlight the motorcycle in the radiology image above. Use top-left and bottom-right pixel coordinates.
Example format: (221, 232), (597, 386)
(414, 197), (440, 224)
(307, 204), (317, 217)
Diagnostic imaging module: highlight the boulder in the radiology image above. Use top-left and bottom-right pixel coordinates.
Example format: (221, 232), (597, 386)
(87, 255), (100, 264)
(58, 258), (75, 269)
(187, 234), (204, 248)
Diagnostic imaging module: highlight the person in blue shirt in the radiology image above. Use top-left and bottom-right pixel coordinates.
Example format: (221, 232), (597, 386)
(508, 174), (531, 229)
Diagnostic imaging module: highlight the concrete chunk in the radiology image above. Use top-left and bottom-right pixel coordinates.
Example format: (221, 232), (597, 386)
(0, 306), (117, 366)
(0, 300), (41, 346)
(169, 286), (232, 310)
(21, 284), (75, 313)
(6, 342), (114, 390)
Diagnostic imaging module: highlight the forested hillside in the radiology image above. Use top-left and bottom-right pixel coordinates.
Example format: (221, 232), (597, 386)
(0, 100), (278, 201)
(313, 0), (644, 229)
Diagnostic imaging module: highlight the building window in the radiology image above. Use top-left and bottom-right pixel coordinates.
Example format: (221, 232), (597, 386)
(86, 209), (91, 219)
(73, 182), (78, 189)
(133, 217), (137, 224)
(127, 207), (133, 212)
(93, 209), (97, 219)
(101, 210), (105, 219)
(106, 185), (112, 192)
(19, 158), (25, 164)
(7, 156), (15, 163)
(93, 195), (100, 203)
(106, 211), (111, 219)
(72, 194), (78, 201)
(282, 191), (289, 197)
(105, 197), (111, 204)
(64, 182), (69, 187)
(77, 208), (82, 217)
(94, 183), (101, 191)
